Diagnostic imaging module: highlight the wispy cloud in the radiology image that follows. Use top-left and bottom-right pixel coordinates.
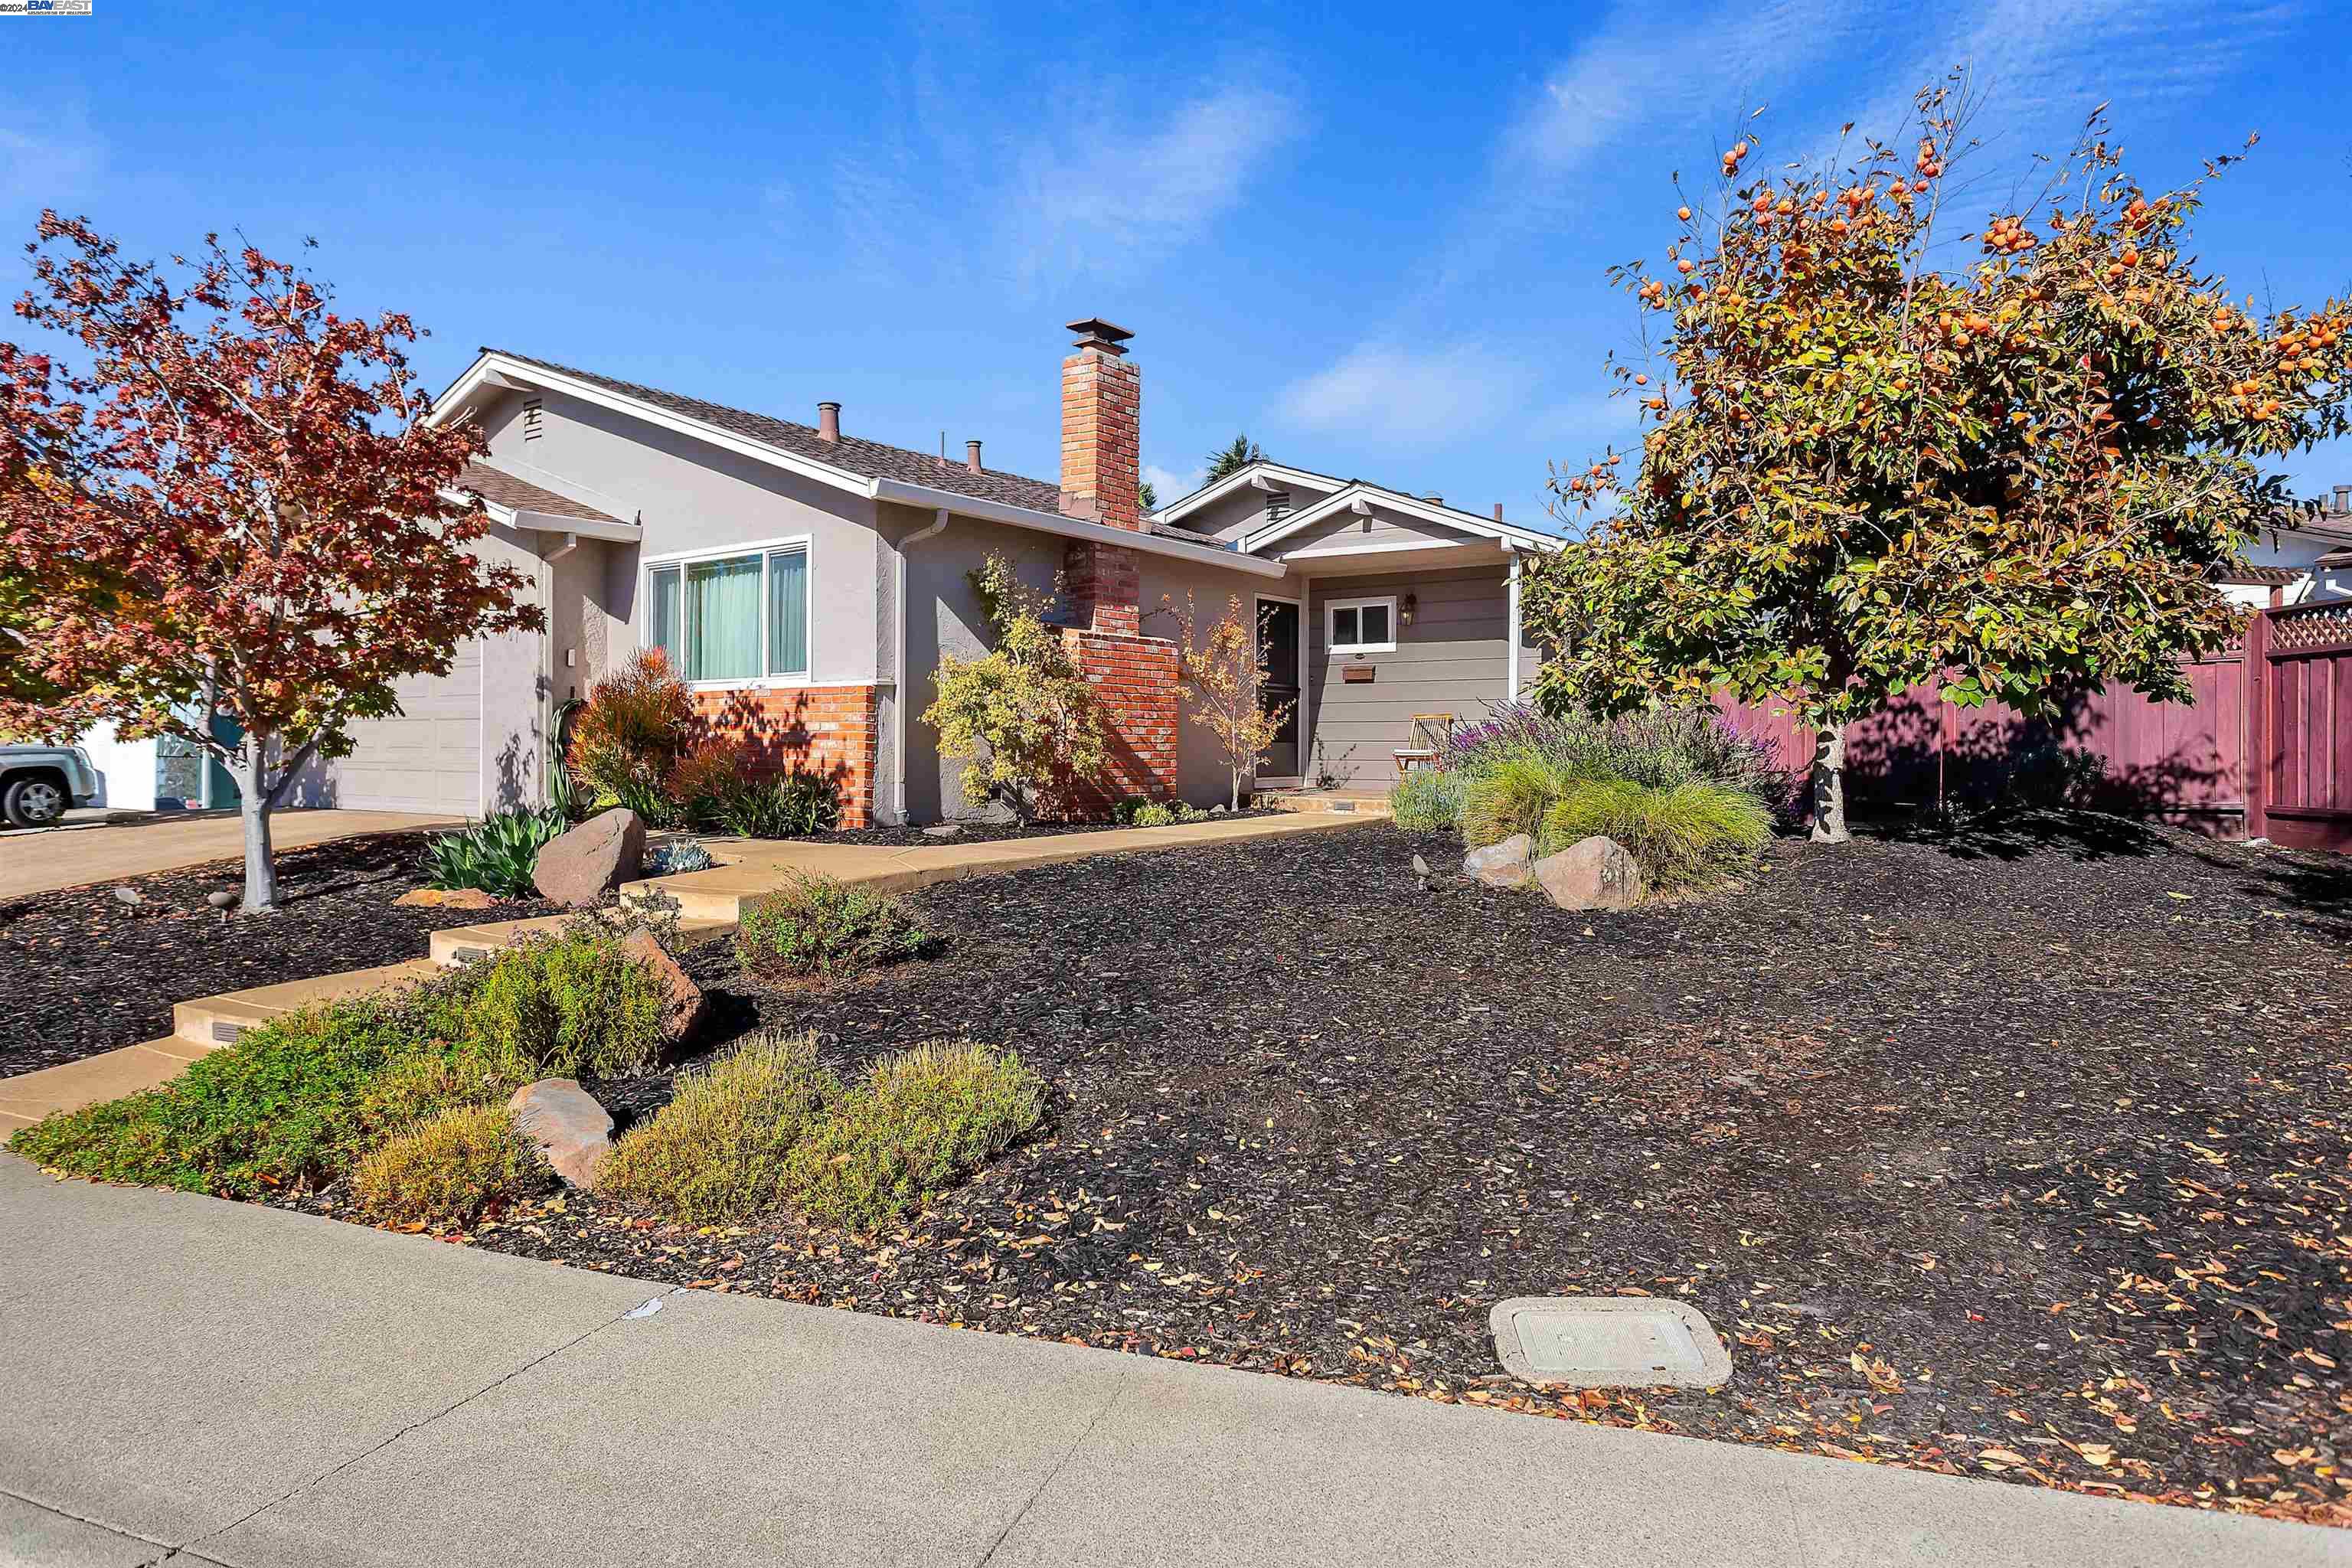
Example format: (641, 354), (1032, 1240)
(782, 52), (1305, 291)
(1142, 462), (1198, 503)
(1004, 83), (1305, 282)
(1281, 341), (1538, 448)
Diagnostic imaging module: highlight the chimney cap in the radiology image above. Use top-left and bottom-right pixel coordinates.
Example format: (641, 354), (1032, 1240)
(1066, 317), (1135, 354)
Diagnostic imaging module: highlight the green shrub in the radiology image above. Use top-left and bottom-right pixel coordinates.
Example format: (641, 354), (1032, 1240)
(451, 929), (670, 1080)
(421, 807), (568, 898)
(6, 997), (511, 1196)
(1462, 756), (1573, 849)
(351, 1103), (547, 1227)
(597, 1031), (837, 1224)
(1130, 801), (1207, 828)
(1540, 778), (1773, 888)
(1389, 769), (1465, 832)
(786, 1042), (1044, 1233)
(735, 874), (928, 981)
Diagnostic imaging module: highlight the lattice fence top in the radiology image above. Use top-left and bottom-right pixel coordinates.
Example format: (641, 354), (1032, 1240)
(2270, 600), (2352, 653)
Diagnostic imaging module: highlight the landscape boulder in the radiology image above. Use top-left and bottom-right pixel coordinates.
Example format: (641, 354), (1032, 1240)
(533, 809), (645, 906)
(1462, 833), (1535, 890)
(1533, 835), (1646, 912)
(394, 887), (498, 910)
(508, 1079), (614, 1189)
(619, 928), (707, 1044)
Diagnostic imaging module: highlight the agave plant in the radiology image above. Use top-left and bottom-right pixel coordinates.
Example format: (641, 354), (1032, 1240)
(421, 805), (569, 899)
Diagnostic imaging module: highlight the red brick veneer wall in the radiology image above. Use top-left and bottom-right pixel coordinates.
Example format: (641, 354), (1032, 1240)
(1062, 626), (1178, 812)
(693, 684), (879, 828)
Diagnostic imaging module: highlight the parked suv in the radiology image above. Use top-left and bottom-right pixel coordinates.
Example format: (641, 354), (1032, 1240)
(0, 743), (101, 828)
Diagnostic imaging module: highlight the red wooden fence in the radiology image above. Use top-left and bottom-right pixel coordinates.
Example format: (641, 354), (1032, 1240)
(1718, 600), (2352, 850)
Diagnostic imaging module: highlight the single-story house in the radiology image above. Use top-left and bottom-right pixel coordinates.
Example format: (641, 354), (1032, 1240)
(236, 318), (1559, 823)
(2220, 491), (2352, 606)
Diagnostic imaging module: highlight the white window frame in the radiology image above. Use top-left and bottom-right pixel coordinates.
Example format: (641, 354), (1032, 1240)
(641, 534), (814, 691)
(1325, 594), (1398, 655)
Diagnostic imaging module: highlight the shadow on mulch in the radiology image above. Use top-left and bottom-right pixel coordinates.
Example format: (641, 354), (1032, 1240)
(0, 832), (560, 1079)
(1877, 805), (2167, 864)
(255, 816), (2350, 1526)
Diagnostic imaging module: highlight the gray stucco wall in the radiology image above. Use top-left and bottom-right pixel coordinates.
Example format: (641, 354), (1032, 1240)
(1135, 554), (1294, 805)
(472, 387), (886, 685)
(1304, 565), (1531, 790)
(1163, 470), (1341, 544)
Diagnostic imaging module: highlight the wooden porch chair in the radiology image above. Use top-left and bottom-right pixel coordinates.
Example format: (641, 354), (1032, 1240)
(1394, 713), (1454, 776)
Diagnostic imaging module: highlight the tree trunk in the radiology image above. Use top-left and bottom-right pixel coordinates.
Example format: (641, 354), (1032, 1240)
(1231, 769), (1243, 812)
(1809, 721), (1850, 844)
(240, 775), (279, 911)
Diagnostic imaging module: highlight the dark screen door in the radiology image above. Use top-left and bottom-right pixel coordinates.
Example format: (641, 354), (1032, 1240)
(1258, 599), (1301, 779)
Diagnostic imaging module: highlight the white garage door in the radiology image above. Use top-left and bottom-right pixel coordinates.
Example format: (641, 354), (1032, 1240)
(335, 642), (483, 815)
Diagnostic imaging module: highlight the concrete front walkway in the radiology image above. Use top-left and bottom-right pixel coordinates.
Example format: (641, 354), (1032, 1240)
(0, 808), (458, 900)
(1, 1159), (2331, 1568)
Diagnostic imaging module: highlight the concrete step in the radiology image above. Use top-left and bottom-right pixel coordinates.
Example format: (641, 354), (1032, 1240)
(428, 912), (735, 968)
(171, 959), (443, 1050)
(1261, 792), (1393, 818)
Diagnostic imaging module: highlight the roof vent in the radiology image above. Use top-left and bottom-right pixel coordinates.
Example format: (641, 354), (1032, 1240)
(1421, 492), (1443, 506)
(817, 402), (841, 444)
(1264, 488), (1292, 521)
(522, 397), (544, 441)
(2335, 484), (2350, 514)
(966, 439), (984, 475)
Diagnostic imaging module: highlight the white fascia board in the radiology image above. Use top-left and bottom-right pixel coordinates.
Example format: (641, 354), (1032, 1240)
(871, 478), (1286, 578)
(1152, 462), (1344, 525)
(431, 353), (876, 501)
(1278, 536), (1498, 563)
(1244, 483), (1565, 555)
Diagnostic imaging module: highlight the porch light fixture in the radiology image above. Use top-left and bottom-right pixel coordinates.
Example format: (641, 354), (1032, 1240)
(1400, 593), (1417, 627)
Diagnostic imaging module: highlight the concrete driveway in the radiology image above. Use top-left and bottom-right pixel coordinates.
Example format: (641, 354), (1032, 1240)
(0, 808), (458, 900)
(1, 1158), (2332, 1568)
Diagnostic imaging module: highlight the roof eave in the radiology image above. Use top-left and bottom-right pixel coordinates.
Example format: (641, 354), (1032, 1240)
(871, 478), (1285, 577)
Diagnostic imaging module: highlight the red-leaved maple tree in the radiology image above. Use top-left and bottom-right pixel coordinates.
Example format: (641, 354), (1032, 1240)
(0, 215), (542, 909)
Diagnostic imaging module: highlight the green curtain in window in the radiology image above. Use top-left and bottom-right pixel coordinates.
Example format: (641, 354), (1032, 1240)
(686, 555), (761, 682)
(648, 566), (682, 667)
(768, 548), (808, 675)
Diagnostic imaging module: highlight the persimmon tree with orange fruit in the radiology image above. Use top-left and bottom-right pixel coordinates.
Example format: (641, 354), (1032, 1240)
(1521, 86), (2352, 841)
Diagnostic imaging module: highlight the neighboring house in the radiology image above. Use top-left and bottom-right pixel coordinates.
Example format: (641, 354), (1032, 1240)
(2222, 489), (2352, 606)
(304, 318), (1558, 822)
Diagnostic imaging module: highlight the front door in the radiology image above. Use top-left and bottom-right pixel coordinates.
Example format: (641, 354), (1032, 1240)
(1257, 597), (1302, 782)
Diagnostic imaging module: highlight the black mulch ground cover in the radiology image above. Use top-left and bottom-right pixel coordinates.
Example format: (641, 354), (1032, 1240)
(305, 815), (2345, 1524)
(762, 807), (1282, 851)
(0, 833), (559, 1078)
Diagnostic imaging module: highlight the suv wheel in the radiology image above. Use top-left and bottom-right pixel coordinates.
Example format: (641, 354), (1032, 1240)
(3, 773), (68, 829)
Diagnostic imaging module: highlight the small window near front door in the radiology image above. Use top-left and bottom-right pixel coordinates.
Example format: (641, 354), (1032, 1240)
(1327, 596), (1397, 654)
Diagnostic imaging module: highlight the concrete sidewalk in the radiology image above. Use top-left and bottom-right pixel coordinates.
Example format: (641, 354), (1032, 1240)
(2, 1160), (2331, 1567)
(0, 809), (456, 900)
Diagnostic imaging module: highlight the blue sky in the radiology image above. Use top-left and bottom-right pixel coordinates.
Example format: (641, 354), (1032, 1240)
(5, 0), (2347, 531)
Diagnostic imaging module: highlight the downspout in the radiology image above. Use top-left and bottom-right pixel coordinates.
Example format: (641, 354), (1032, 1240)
(537, 534), (578, 809)
(893, 507), (952, 824)
(1504, 546), (1522, 701)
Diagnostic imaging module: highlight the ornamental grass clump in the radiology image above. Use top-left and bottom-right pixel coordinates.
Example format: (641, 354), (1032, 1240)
(351, 1103), (547, 1228)
(1388, 768), (1466, 832)
(1462, 756), (1575, 850)
(1540, 778), (1773, 890)
(736, 874), (929, 981)
(596, 1030), (837, 1224)
(786, 1042), (1044, 1234)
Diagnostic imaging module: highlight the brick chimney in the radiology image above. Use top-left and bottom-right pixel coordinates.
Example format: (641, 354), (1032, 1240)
(1058, 317), (1143, 635)
(1060, 318), (1140, 531)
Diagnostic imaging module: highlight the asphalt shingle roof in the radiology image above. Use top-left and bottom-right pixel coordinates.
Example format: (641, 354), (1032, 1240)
(485, 348), (1067, 514)
(456, 462), (625, 525)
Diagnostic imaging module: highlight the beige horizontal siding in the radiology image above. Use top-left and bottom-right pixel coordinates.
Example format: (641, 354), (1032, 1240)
(1305, 567), (1528, 789)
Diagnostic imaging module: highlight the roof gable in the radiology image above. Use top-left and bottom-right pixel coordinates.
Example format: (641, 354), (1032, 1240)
(1240, 483), (1563, 556)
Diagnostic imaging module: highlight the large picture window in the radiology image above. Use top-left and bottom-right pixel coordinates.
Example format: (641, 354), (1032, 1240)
(1326, 595), (1397, 654)
(645, 540), (812, 685)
